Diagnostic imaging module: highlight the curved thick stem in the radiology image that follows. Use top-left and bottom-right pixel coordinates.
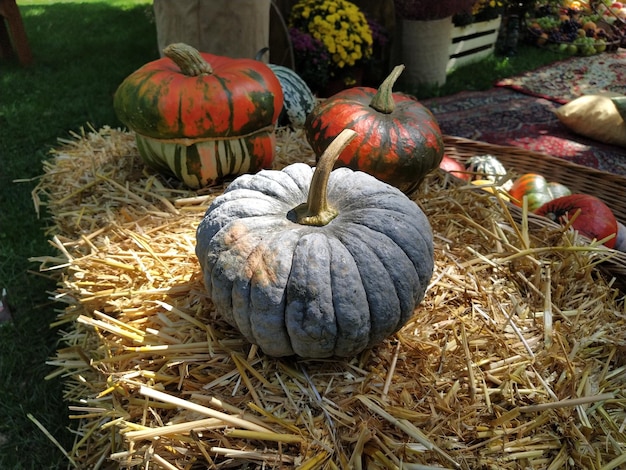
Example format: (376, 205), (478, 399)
(295, 129), (357, 226)
(369, 64), (405, 114)
(163, 43), (213, 76)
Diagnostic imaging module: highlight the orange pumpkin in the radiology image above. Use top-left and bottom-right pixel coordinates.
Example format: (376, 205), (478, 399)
(113, 43), (284, 188)
(304, 65), (444, 194)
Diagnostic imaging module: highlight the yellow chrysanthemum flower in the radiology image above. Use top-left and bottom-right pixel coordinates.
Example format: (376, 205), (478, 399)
(471, 0), (503, 15)
(290, 0), (373, 70)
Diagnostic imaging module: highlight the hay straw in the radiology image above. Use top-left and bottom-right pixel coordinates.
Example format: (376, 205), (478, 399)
(137, 385), (274, 433)
(30, 125), (626, 469)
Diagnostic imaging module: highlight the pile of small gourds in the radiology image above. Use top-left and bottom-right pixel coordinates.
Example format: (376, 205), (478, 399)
(113, 44), (447, 358)
(439, 153), (625, 251)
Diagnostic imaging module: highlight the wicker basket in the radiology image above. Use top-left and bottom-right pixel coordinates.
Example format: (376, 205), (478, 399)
(442, 135), (626, 285)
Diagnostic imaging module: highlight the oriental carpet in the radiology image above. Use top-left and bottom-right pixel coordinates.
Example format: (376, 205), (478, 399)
(422, 87), (626, 176)
(495, 49), (626, 104)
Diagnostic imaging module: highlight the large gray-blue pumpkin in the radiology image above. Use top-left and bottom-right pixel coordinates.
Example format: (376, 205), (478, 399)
(195, 130), (434, 358)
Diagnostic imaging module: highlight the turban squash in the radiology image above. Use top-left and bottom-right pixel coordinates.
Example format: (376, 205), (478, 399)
(195, 130), (435, 358)
(304, 65), (444, 194)
(113, 43), (284, 189)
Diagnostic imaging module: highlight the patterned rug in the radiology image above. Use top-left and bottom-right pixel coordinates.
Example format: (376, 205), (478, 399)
(496, 50), (626, 104)
(422, 87), (626, 176)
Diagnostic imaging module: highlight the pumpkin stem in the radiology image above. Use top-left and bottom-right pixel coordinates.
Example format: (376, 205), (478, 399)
(295, 129), (357, 226)
(163, 43), (213, 76)
(369, 65), (405, 114)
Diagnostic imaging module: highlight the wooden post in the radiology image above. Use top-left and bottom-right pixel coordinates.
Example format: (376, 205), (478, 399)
(153, 0), (271, 60)
(0, 0), (33, 66)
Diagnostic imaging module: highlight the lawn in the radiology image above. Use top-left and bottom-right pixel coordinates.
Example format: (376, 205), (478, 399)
(0, 1), (157, 468)
(0, 1), (561, 467)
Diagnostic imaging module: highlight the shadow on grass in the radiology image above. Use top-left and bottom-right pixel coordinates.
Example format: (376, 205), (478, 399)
(1, 2), (156, 468)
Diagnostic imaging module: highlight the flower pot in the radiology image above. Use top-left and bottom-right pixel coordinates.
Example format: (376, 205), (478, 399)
(399, 16), (454, 88)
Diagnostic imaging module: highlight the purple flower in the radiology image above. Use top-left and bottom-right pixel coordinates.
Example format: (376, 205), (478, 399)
(394, 0), (475, 21)
(289, 28), (331, 91)
(367, 17), (389, 48)
(290, 28), (328, 58)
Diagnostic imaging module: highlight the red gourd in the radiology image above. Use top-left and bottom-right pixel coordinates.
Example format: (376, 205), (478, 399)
(535, 194), (618, 248)
(440, 155), (470, 181)
(304, 65), (444, 194)
(113, 43), (284, 188)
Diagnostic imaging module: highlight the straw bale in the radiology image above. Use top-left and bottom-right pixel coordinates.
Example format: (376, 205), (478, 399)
(33, 126), (626, 469)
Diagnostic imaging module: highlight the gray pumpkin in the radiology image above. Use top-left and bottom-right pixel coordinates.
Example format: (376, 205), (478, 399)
(195, 130), (434, 358)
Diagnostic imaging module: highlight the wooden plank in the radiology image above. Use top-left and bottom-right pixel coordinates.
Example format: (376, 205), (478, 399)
(447, 16), (502, 71)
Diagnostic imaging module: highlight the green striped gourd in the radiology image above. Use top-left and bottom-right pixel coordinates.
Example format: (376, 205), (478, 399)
(255, 48), (316, 128)
(268, 64), (316, 128)
(113, 43), (284, 189)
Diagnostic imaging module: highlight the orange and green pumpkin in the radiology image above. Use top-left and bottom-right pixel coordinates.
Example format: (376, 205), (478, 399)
(304, 65), (444, 194)
(508, 173), (571, 211)
(113, 43), (284, 189)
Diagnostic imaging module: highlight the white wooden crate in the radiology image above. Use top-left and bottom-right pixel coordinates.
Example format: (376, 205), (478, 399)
(447, 16), (502, 71)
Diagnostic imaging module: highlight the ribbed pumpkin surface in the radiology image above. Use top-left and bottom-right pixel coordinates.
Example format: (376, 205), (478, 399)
(195, 130), (435, 358)
(195, 164), (434, 357)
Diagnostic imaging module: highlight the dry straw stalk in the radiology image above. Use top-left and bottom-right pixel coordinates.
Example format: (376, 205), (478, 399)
(31, 126), (626, 469)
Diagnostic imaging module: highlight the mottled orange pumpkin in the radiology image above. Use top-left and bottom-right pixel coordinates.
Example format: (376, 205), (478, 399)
(113, 43), (284, 189)
(114, 43), (283, 139)
(509, 173), (571, 211)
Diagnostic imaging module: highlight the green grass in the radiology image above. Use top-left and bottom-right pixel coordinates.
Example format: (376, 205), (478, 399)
(0, 2), (560, 468)
(407, 44), (563, 99)
(0, 1), (157, 468)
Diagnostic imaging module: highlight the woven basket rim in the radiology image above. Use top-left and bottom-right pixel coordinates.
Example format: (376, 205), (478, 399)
(442, 134), (626, 285)
(442, 134), (626, 219)
(444, 135), (626, 183)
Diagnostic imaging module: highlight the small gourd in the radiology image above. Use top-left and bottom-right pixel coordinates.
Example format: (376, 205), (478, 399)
(304, 65), (444, 194)
(465, 154), (512, 190)
(535, 193), (618, 248)
(256, 48), (316, 128)
(114, 43), (284, 189)
(195, 129), (435, 358)
(440, 155), (470, 181)
(508, 173), (571, 211)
